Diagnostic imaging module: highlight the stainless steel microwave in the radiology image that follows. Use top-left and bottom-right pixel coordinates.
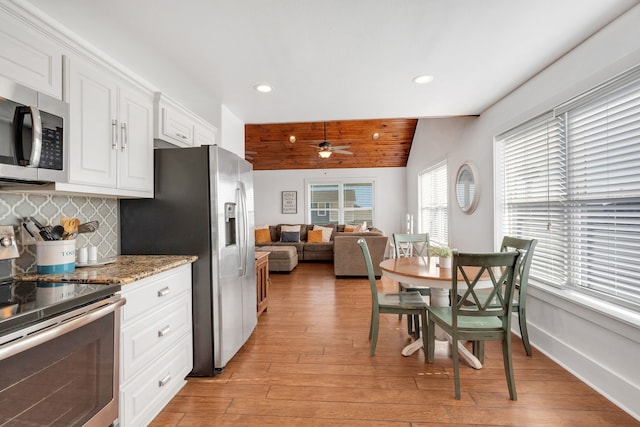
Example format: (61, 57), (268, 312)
(0, 75), (68, 184)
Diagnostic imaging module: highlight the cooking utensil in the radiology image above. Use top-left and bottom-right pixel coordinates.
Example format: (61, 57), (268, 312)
(29, 217), (54, 241)
(77, 221), (99, 234)
(49, 225), (65, 240)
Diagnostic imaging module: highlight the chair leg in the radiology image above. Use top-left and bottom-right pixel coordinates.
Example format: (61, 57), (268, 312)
(370, 313), (380, 356)
(518, 305), (533, 356)
(426, 318), (435, 363)
(451, 334), (461, 400)
(407, 313), (414, 336)
(420, 310), (428, 362)
(502, 334), (518, 400)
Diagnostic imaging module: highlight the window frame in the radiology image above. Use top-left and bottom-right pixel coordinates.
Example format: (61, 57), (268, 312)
(306, 179), (375, 226)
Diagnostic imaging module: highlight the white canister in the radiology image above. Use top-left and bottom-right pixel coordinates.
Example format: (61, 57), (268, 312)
(36, 240), (76, 274)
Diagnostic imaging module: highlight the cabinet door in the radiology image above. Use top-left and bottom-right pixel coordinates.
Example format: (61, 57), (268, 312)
(193, 122), (217, 147)
(118, 85), (153, 192)
(66, 57), (118, 187)
(160, 104), (194, 147)
(0, 7), (62, 98)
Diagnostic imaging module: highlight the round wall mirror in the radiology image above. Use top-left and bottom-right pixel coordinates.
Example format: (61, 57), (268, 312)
(455, 161), (480, 214)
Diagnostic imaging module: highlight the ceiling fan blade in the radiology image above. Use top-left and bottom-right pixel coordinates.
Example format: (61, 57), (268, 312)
(330, 145), (351, 150)
(333, 150), (354, 155)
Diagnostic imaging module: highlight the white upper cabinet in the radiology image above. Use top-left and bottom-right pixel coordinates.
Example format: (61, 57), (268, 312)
(63, 55), (153, 197)
(154, 93), (218, 148)
(0, 6), (63, 98)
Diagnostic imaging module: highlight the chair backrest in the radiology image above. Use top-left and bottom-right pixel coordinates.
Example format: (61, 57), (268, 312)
(393, 233), (429, 258)
(451, 250), (522, 330)
(500, 236), (538, 300)
(357, 238), (379, 306)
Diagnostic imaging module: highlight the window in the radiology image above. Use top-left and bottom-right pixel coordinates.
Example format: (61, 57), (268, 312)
(419, 160), (448, 246)
(497, 65), (640, 310)
(308, 181), (374, 225)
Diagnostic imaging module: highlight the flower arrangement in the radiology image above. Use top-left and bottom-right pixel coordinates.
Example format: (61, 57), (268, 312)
(429, 245), (452, 258)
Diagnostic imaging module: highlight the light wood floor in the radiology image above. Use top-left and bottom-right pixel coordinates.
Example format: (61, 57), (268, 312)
(151, 262), (639, 426)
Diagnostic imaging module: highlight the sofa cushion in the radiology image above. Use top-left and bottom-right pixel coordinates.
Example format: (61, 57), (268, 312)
(255, 228), (272, 243)
(281, 231), (300, 242)
(307, 229), (323, 243)
(313, 225), (335, 242)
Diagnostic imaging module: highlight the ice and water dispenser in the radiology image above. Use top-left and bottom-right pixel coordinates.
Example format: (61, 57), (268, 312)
(224, 202), (236, 246)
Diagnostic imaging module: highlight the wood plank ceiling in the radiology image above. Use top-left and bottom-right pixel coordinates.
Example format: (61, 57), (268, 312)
(244, 119), (418, 170)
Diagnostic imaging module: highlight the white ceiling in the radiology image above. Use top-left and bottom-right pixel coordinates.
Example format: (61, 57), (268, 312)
(25, 0), (639, 124)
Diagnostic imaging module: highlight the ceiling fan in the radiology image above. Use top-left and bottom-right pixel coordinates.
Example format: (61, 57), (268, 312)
(308, 122), (353, 158)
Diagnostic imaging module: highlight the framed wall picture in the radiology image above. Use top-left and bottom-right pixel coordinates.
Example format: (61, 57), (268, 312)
(282, 191), (297, 214)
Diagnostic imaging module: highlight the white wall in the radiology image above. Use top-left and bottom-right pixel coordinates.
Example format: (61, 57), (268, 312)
(405, 116), (481, 249)
(406, 5), (640, 419)
(220, 105), (245, 157)
(253, 167), (406, 235)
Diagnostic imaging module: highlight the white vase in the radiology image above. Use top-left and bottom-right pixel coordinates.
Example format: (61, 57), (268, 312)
(439, 256), (452, 269)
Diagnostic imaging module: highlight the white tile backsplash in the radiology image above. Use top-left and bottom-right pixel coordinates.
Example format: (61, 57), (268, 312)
(0, 192), (118, 275)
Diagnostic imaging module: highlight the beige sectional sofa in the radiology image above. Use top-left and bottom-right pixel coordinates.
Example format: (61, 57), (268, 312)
(255, 224), (388, 276)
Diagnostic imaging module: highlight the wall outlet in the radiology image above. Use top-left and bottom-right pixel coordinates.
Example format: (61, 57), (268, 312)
(20, 222), (37, 245)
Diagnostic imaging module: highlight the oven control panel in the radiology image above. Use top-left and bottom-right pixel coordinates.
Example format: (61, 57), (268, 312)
(0, 226), (19, 260)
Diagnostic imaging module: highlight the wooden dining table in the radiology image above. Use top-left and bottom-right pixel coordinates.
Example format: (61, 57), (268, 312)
(379, 256), (484, 369)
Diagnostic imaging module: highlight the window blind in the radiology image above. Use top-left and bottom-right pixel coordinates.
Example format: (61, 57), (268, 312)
(500, 116), (567, 287)
(565, 77), (640, 305)
(498, 64), (640, 309)
(419, 161), (448, 246)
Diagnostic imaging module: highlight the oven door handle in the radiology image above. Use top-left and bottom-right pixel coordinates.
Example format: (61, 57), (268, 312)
(0, 296), (125, 361)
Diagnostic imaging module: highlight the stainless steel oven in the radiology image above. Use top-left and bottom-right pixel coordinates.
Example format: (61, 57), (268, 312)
(0, 294), (124, 426)
(0, 225), (124, 426)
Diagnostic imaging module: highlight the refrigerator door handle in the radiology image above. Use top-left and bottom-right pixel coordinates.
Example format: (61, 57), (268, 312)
(239, 182), (249, 276)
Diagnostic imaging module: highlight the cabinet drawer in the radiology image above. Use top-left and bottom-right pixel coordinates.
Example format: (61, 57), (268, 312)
(121, 293), (191, 382)
(121, 265), (191, 322)
(160, 105), (194, 147)
(119, 334), (192, 427)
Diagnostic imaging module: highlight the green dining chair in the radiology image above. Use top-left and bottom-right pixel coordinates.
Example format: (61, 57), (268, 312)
(357, 238), (428, 356)
(426, 250), (522, 400)
(393, 233), (430, 337)
(467, 236), (538, 358)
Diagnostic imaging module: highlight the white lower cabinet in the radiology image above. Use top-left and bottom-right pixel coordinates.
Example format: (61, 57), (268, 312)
(118, 265), (193, 427)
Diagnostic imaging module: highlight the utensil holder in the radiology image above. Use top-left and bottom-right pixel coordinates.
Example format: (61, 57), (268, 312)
(36, 240), (76, 274)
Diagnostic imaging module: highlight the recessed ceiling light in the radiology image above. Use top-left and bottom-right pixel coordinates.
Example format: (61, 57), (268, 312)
(289, 136), (296, 143)
(254, 84), (272, 93)
(372, 132), (380, 140)
(412, 74), (434, 85)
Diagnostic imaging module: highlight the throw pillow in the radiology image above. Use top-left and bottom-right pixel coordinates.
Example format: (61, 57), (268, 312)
(313, 225), (333, 242)
(280, 225), (300, 232)
(307, 229), (323, 243)
(255, 228), (271, 243)
(281, 231), (300, 242)
(355, 221), (368, 232)
(344, 225), (356, 232)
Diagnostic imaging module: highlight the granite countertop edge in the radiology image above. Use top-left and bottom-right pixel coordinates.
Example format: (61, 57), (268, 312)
(17, 255), (198, 285)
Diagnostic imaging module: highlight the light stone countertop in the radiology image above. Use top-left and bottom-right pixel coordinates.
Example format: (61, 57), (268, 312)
(17, 255), (197, 285)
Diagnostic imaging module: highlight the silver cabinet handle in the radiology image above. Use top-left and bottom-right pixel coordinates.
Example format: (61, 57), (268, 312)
(158, 374), (171, 388)
(157, 287), (170, 297)
(111, 120), (118, 149)
(121, 122), (128, 151)
(157, 325), (170, 337)
(175, 132), (188, 139)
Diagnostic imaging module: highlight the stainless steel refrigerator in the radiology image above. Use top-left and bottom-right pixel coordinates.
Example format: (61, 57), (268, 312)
(119, 145), (256, 376)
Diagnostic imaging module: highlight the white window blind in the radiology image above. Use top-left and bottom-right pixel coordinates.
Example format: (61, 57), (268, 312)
(564, 76), (640, 304)
(419, 161), (448, 246)
(498, 65), (640, 309)
(499, 115), (567, 287)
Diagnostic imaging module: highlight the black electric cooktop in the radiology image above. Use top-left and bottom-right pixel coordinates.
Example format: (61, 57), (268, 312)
(0, 279), (121, 337)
